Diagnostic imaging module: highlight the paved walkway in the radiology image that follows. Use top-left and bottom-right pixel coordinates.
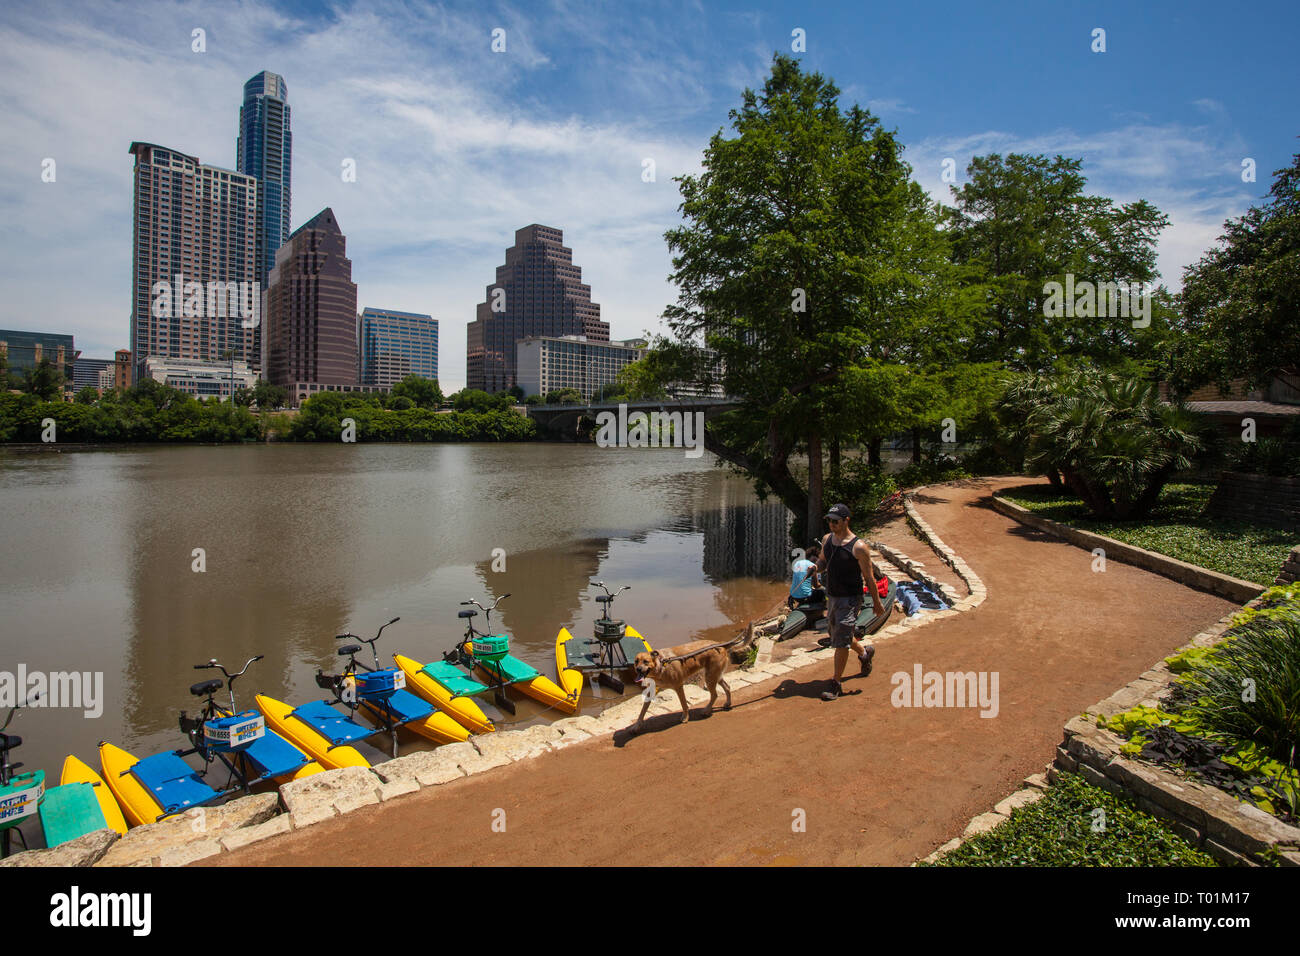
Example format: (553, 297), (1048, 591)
(211, 477), (1238, 867)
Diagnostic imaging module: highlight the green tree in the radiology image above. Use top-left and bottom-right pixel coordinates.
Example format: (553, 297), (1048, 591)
(453, 388), (510, 411)
(946, 153), (1169, 372)
(252, 381), (288, 410)
(660, 54), (970, 534)
(391, 374), (443, 409)
(74, 386), (99, 405)
(1169, 150), (1300, 393)
(543, 388), (583, 405)
(24, 358), (66, 401)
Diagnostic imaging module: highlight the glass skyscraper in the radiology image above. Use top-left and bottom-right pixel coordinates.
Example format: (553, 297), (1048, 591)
(358, 308), (439, 389)
(237, 70), (291, 371)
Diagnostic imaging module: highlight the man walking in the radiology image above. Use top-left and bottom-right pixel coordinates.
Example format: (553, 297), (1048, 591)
(814, 503), (884, 701)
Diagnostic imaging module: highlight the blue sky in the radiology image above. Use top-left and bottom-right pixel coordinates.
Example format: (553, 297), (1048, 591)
(1, 0), (1296, 390)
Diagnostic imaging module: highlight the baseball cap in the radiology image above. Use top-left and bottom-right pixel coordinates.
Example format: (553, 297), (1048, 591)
(824, 503), (851, 521)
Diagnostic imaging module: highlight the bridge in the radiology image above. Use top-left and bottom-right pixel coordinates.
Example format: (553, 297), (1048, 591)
(524, 397), (741, 439)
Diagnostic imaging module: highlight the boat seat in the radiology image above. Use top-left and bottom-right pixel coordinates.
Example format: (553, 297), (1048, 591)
(359, 687), (434, 725)
(129, 751), (220, 818)
(420, 660), (489, 698)
(290, 700), (375, 745)
(238, 730), (309, 779)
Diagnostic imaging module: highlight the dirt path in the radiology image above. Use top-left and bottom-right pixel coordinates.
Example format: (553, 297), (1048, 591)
(210, 477), (1239, 867)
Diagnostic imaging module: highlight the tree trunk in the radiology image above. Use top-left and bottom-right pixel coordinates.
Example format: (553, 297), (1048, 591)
(867, 436), (882, 467)
(911, 425), (922, 464)
(807, 431), (824, 541)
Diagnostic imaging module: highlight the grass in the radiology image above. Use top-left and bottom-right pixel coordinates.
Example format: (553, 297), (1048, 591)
(999, 482), (1295, 585)
(925, 771), (1218, 867)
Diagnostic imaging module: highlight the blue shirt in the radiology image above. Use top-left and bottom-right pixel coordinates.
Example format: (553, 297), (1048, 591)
(790, 559), (816, 598)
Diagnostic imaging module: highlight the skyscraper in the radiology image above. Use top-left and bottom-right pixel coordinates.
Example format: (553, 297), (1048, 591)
(263, 208), (359, 405)
(467, 225), (609, 393)
(128, 142), (258, 385)
(237, 71), (291, 287)
(358, 308), (439, 389)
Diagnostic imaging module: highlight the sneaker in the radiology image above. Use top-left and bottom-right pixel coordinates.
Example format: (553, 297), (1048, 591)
(821, 679), (842, 701)
(859, 645), (875, 676)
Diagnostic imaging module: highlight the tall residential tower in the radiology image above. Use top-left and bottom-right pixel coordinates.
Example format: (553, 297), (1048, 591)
(128, 142), (258, 385)
(467, 224), (609, 393)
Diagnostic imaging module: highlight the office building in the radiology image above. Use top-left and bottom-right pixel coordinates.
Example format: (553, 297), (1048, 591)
(467, 224), (609, 393)
(73, 357), (115, 392)
(143, 356), (256, 400)
(128, 142), (258, 386)
(0, 329), (79, 398)
(516, 335), (646, 400)
(263, 208), (360, 406)
(358, 308), (439, 389)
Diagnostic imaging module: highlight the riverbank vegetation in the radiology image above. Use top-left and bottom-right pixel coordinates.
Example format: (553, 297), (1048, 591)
(0, 376), (537, 444)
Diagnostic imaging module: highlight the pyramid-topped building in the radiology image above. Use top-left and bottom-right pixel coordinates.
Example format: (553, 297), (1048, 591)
(467, 224), (609, 392)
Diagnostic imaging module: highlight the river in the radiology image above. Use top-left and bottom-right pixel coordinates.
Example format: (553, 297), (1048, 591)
(0, 443), (793, 779)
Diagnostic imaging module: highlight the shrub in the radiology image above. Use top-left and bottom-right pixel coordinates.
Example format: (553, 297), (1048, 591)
(822, 457), (896, 525)
(926, 771), (1216, 867)
(1009, 367), (1205, 518)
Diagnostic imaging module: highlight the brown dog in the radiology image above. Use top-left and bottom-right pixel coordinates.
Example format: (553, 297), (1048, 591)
(631, 624), (752, 732)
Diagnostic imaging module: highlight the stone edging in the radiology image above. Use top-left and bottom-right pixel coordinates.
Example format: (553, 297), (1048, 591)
(989, 493), (1264, 603)
(5, 481), (994, 868)
(921, 595), (1300, 867)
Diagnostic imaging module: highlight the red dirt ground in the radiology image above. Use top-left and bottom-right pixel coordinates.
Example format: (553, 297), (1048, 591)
(208, 477), (1239, 867)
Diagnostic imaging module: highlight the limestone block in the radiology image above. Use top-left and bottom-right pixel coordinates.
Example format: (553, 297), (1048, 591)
(0, 827), (118, 867)
(280, 766), (381, 827)
(158, 838), (223, 867)
(220, 814), (293, 852)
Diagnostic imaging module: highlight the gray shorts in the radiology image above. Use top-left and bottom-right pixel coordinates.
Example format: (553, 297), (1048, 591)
(827, 595), (862, 648)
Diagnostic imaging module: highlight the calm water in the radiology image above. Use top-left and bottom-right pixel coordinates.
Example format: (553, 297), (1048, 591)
(0, 443), (791, 778)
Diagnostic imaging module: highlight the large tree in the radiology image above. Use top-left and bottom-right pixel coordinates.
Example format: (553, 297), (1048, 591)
(662, 55), (971, 535)
(945, 154), (1169, 371)
(1169, 150), (1300, 393)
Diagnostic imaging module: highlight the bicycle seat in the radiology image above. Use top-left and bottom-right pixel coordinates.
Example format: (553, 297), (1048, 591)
(337, 643), (362, 656)
(190, 678), (224, 698)
(596, 595), (613, 603)
(458, 609), (477, 619)
(1, 733), (21, 749)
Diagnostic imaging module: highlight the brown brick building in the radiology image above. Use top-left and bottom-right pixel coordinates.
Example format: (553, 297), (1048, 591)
(263, 208), (359, 402)
(467, 224), (609, 393)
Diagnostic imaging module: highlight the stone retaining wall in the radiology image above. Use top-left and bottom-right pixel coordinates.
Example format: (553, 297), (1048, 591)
(990, 493), (1264, 603)
(1206, 471), (1300, 531)
(1276, 546), (1300, 586)
(923, 595), (1300, 867)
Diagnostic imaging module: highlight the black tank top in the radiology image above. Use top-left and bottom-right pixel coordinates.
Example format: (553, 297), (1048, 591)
(825, 534), (862, 597)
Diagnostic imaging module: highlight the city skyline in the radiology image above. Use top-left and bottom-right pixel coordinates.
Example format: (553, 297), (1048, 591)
(2, 0), (1298, 391)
